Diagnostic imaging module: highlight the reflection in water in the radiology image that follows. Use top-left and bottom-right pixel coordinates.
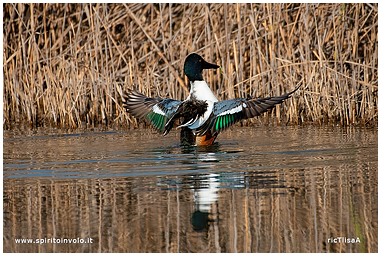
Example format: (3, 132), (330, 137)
(191, 173), (220, 231)
(3, 126), (378, 253)
(183, 143), (292, 233)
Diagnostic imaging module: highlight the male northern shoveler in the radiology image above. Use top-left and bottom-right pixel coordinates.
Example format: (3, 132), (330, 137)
(123, 53), (300, 146)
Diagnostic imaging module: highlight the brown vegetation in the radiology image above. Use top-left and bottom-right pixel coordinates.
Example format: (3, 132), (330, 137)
(3, 3), (378, 129)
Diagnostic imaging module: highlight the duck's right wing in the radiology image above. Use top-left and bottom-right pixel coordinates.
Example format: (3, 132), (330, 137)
(196, 85), (301, 136)
(122, 89), (182, 133)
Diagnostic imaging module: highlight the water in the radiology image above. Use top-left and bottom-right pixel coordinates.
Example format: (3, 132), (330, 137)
(3, 125), (377, 253)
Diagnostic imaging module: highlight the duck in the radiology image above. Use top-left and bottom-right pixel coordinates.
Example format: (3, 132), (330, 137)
(123, 53), (300, 146)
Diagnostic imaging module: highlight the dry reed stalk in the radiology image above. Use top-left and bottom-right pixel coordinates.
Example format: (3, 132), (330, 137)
(3, 3), (378, 130)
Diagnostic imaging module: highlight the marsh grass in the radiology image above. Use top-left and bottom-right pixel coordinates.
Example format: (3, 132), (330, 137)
(3, 3), (378, 129)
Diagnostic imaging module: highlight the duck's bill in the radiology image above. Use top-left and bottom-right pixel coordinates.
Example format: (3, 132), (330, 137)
(203, 61), (220, 70)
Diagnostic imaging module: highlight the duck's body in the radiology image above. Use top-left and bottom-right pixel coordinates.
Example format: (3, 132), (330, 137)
(123, 53), (299, 146)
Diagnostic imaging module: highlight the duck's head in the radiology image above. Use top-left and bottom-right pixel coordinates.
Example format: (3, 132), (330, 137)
(184, 53), (219, 82)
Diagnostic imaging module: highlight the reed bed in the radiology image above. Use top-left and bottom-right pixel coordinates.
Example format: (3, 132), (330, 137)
(3, 3), (378, 129)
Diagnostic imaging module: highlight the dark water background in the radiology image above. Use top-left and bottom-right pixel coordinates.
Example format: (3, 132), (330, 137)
(3, 125), (378, 252)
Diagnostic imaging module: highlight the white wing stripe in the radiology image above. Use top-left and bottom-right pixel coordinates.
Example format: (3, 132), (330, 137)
(218, 104), (245, 116)
(152, 105), (166, 115)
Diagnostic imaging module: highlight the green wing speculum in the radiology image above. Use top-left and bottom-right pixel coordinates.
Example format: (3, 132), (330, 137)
(146, 111), (166, 131)
(214, 111), (242, 132)
(196, 99), (245, 136)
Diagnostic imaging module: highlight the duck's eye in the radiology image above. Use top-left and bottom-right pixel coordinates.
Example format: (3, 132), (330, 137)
(199, 59), (202, 62)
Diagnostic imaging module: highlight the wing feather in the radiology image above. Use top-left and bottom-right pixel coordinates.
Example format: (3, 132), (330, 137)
(122, 89), (182, 133)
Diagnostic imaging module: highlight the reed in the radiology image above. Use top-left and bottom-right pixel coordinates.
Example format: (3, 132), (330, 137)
(3, 3), (378, 129)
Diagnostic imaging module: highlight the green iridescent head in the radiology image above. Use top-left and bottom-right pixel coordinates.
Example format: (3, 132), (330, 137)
(184, 53), (219, 81)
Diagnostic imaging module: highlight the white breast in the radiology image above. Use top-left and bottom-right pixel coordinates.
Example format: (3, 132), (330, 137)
(186, 81), (218, 102)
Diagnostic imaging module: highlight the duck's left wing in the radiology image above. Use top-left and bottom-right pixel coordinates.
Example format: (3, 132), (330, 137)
(123, 89), (182, 132)
(196, 86), (300, 136)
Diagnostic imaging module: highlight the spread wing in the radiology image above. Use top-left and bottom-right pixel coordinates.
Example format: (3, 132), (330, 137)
(196, 86), (300, 136)
(122, 89), (182, 132)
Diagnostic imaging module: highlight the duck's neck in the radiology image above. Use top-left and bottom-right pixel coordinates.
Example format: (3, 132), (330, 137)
(187, 80), (218, 102)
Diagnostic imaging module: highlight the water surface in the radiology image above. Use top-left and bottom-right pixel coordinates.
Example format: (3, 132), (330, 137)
(3, 125), (378, 253)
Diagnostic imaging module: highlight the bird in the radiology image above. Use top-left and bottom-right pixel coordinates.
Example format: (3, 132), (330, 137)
(123, 53), (300, 146)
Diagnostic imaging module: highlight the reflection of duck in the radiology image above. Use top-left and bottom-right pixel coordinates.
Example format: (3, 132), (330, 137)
(191, 211), (209, 232)
(190, 173), (220, 231)
(123, 53), (300, 146)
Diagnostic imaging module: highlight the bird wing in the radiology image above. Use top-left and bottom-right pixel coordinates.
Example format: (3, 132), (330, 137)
(196, 86), (300, 136)
(123, 89), (182, 132)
